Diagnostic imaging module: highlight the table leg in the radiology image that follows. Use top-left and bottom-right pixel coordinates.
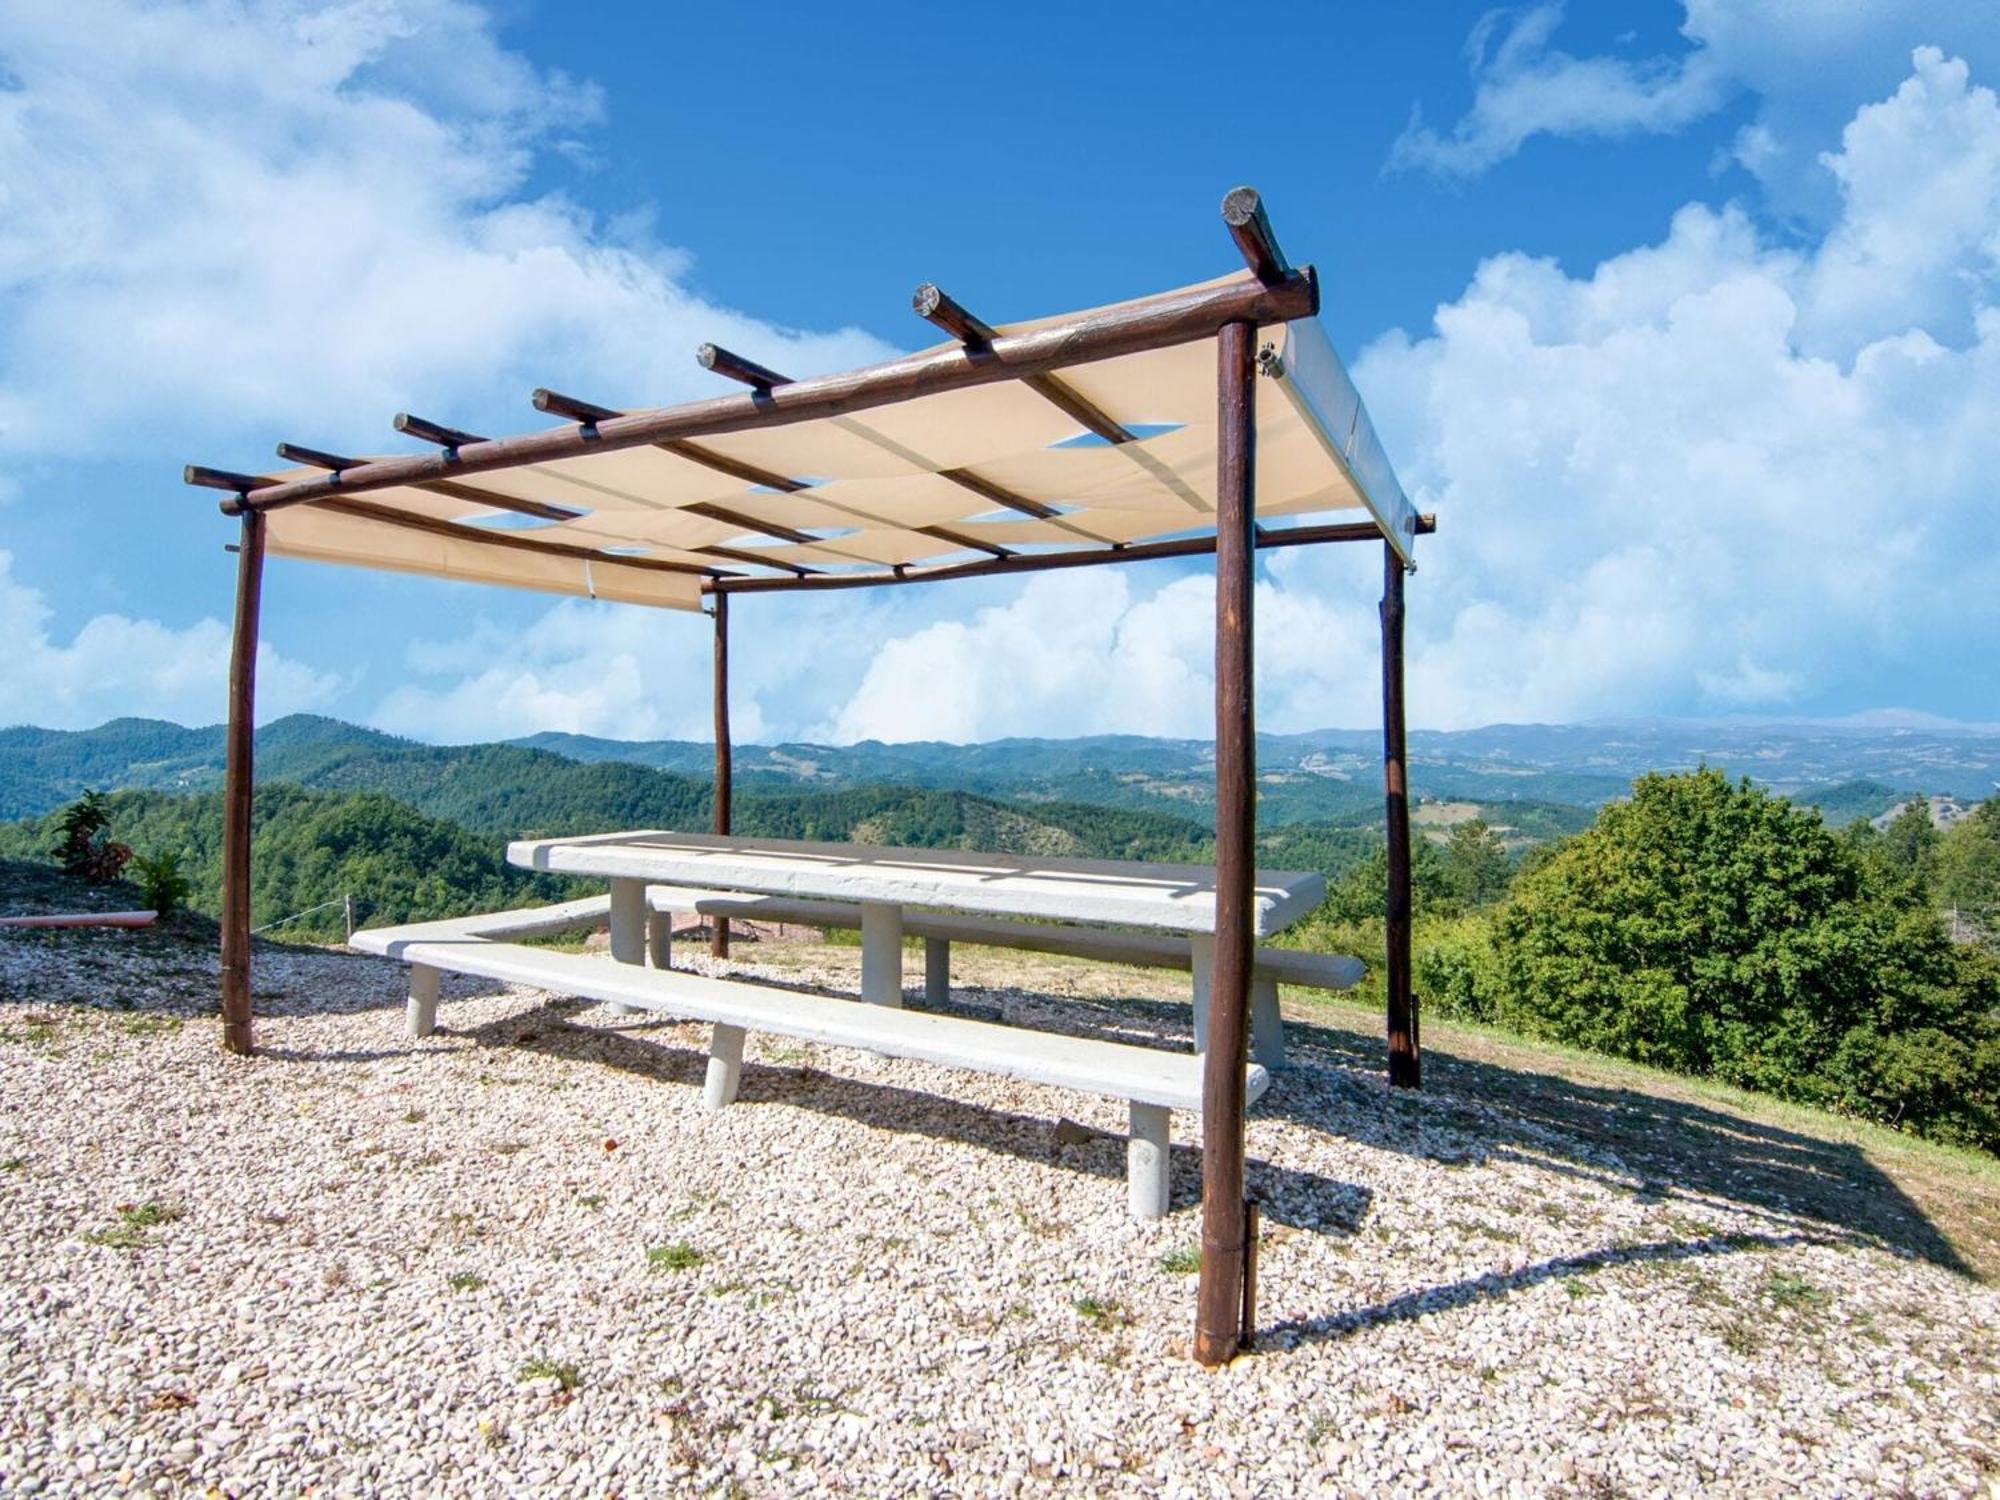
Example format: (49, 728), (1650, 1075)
(1188, 933), (1215, 1053)
(1128, 1103), (1171, 1219)
(924, 936), (950, 1006)
(605, 877), (645, 1017)
(406, 964), (440, 1039)
(861, 901), (904, 1008)
(1250, 975), (1286, 1069)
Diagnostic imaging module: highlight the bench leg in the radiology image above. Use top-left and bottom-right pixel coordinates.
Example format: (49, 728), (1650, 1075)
(1128, 1103), (1170, 1219)
(924, 936), (950, 1005)
(861, 901), (904, 1008)
(406, 964), (440, 1039)
(1188, 933), (1214, 1054)
(704, 1023), (746, 1110)
(605, 878), (646, 1017)
(1251, 975), (1286, 1069)
(647, 908), (673, 970)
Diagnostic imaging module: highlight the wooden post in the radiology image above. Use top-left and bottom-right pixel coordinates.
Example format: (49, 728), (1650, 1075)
(218, 510), (265, 1056)
(1194, 318), (1257, 1366)
(711, 593), (732, 959)
(1382, 543), (1420, 1088)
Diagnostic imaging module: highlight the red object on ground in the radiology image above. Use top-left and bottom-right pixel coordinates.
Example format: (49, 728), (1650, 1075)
(0, 910), (158, 930)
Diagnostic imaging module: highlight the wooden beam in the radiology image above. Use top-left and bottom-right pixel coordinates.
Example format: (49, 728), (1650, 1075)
(1383, 543), (1419, 1088)
(1221, 186), (1290, 286)
(912, 283), (995, 347)
(1020, 374), (1136, 446)
(394, 412), (484, 450)
(912, 281), (1136, 445)
(226, 270), (1316, 516)
(526, 390), (821, 571)
(184, 465), (264, 494)
(260, 444), (582, 524)
(219, 509), (265, 1057)
(709, 515), (1434, 595)
(697, 344), (791, 391)
(711, 592), (732, 960)
(316, 497), (725, 577)
(1195, 317), (1258, 1367)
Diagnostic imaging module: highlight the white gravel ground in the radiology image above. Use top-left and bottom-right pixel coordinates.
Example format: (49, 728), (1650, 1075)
(1, 923), (1995, 1497)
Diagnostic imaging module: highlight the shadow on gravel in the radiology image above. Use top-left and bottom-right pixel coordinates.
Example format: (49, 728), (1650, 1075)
(1276, 1012), (1973, 1279)
(443, 997), (1374, 1232)
(1262, 1228), (1833, 1350)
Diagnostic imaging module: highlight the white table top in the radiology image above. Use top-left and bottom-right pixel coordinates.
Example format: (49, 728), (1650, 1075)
(506, 831), (1326, 939)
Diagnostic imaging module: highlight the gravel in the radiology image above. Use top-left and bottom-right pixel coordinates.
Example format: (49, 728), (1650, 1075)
(1, 924), (1995, 1496)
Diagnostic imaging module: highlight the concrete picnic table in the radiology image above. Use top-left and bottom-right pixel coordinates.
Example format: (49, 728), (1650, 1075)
(505, 830), (1327, 1021)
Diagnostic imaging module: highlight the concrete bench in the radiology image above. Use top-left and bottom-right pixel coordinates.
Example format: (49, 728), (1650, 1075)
(351, 912), (1269, 1218)
(642, 887), (1365, 1069)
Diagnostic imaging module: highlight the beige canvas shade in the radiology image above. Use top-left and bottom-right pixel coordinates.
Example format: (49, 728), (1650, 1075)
(261, 276), (1418, 611)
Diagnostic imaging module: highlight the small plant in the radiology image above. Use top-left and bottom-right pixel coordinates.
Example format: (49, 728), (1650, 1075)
(516, 1358), (581, 1391)
(648, 1242), (704, 1272)
(50, 791), (133, 884)
(447, 1271), (486, 1292)
(130, 850), (192, 917)
(1073, 1295), (1131, 1330)
(82, 1199), (182, 1249)
(1764, 1271), (1830, 1312)
(1156, 1245), (1202, 1275)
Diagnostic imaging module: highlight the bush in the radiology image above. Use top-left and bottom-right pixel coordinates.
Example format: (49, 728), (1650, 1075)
(50, 790), (133, 884)
(1488, 769), (2000, 1150)
(130, 850), (193, 917)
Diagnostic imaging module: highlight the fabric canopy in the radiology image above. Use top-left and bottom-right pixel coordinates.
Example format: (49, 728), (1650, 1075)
(262, 275), (1417, 612)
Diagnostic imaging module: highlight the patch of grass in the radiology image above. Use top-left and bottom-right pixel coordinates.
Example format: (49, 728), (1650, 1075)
(401, 1108), (426, 1124)
(647, 1241), (704, 1273)
(1073, 1295), (1132, 1330)
(446, 1271), (486, 1292)
(1763, 1270), (1830, 1312)
(516, 1358), (581, 1391)
(1721, 1318), (1763, 1355)
(82, 1199), (181, 1249)
(1, 1156), (24, 1173)
(1156, 1245), (1202, 1275)
(118, 1015), (181, 1037)
(577, 1194), (606, 1210)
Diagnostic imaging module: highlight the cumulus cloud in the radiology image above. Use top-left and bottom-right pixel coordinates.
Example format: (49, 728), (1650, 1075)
(0, 0), (895, 464)
(809, 49), (2000, 740)
(0, 552), (341, 729)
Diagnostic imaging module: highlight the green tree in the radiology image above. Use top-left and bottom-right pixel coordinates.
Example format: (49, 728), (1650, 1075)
(1441, 819), (1512, 911)
(1876, 795), (1943, 896)
(1490, 768), (1998, 1149)
(1938, 797), (2000, 929)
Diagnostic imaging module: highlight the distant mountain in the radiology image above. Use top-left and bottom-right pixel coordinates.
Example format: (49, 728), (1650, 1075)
(7, 712), (1996, 830)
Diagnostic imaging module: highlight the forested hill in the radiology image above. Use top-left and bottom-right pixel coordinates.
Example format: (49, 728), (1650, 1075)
(9, 712), (1997, 829)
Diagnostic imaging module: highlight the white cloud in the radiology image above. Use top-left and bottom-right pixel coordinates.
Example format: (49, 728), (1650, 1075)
(0, 0), (896, 464)
(808, 49), (2000, 740)
(0, 551), (340, 728)
(1391, 1), (2000, 195)
(1391, 2), (1730, 178)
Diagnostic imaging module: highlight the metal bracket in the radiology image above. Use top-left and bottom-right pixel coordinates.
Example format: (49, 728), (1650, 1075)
(1256, 343), (1284, 380)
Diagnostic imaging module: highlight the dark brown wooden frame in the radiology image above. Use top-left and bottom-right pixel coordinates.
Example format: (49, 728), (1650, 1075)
(193, 187), (1422, 1366)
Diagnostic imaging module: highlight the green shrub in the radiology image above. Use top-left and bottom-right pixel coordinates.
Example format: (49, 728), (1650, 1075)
(130, 850), (192, 917)
(1488, 769), (2000, 1149)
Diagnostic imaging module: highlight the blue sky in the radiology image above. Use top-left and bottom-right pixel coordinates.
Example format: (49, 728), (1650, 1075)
(1, 1), (1996, 741)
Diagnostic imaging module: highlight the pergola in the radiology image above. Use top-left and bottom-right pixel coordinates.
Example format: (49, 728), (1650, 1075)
(186, 188), (1426, 1365)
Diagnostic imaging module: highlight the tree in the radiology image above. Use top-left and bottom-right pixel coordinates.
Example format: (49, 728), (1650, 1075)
(1490, 768), (1998, 1149)
(1876, 795), (1942, 896)
(1441, 819), (1511, 911)
(50, 790), (133, 883)
(1938, 797), (2000, 933)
